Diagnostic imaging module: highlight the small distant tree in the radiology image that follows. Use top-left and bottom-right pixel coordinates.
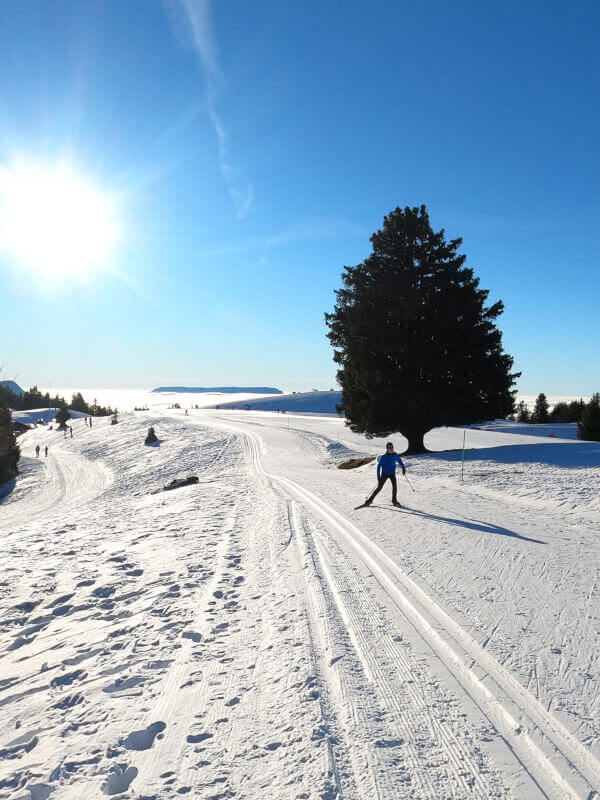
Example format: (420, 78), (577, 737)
(530, 393), (549, 424)
(145, 426), (158, 444)
(56, 407), (71, 427)
(578, 393), (600, 441)
(550, 402), (569, 423)
(70, 392), (89, 414)
(325, 205), (519, 453)
(0, 402), (20, 484)
(515, 401), (530, 423)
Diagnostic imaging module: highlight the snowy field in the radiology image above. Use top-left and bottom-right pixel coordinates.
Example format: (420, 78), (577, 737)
(1, 408), (600, 799)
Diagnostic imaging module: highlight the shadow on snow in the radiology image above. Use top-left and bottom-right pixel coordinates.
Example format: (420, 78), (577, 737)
(421, 441), (600, 470)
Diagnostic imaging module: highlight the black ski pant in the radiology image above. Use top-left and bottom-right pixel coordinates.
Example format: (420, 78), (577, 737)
(367, 473), (397, 504)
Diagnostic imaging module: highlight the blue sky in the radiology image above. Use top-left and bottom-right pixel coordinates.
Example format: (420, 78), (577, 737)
(1, 0), (599, 394)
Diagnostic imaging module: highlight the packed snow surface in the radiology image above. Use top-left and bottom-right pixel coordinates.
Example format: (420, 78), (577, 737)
(1, 408), (599, 799)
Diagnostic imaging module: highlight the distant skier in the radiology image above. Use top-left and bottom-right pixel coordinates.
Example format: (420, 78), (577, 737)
(89, 417), (93, 427)
(364, 442), (406, 507)
(70, 427), (73, 438)
(45, 445), (48, 457)
(35, 444), (40, 458)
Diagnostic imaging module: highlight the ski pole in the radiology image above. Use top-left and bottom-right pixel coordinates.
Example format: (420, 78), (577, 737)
(404, 473), (416, 492)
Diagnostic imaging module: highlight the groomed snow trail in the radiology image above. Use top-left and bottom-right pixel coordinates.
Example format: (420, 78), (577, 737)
(0, 434), (111, 531)
(221, 422), (600, 799)
(2, 410), (599, 799)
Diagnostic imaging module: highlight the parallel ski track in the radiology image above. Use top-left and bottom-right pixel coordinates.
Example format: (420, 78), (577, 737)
(239, 425), (600, 800)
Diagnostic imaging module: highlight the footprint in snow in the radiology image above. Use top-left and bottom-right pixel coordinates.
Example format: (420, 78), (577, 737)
(92, 586), (115, 598)
(102, 764), (138, 796)
(186, 732), (213, 744)
(224, 697), (239, 707)
(120, 721), (166, 751)
(50, 669), (86, 688)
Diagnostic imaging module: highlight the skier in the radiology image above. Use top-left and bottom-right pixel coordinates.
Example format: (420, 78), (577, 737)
(35, 444), (40, 458)
(364, 442), (406, 507)
(70, 427), (73, 438)
(45, 445), (48, 457)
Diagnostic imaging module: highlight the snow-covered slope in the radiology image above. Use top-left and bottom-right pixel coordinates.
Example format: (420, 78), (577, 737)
(12, 408), (89, 425)
(215, 389), (342, 414)
(1, 409), (599, 799)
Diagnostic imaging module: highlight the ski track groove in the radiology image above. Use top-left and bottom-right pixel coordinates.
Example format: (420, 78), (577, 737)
(244, 427), (504, 799)
(237, 425), (600, 799)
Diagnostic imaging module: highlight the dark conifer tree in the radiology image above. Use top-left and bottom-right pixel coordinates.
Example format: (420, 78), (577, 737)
(325, 206), (519, 453)
(516, 401), (530, 423)
(0, 402), (20, 485)
(70, 392), (89, 413)
(568, 399), (585, 422)
(531, 393), (550, 424)
(550, 402), (569, 423)
(578, 393), (600, 441)
(56, 407), (71, 427)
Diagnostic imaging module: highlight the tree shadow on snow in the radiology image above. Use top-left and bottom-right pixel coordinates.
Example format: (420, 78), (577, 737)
(0, 477), (16, 505)
(391, 505), (547, 545)
(422, 441), (600, 470)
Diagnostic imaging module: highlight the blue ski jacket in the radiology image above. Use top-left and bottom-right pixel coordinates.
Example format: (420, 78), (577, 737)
(377, 452), (405, 478)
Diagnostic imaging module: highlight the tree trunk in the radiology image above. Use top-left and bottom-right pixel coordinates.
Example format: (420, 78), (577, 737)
(403, 430), (428, 455)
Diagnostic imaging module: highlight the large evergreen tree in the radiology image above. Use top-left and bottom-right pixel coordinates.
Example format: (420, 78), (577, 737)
(578, 393), (600, 441)
(0, 401), (20, 485)
(325, 205), (519, 453)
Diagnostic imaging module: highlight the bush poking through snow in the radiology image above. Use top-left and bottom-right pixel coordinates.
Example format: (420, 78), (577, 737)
(145, 427), (158, 444)
(338, 456), (376, 470)
(150, 475), (199, 494)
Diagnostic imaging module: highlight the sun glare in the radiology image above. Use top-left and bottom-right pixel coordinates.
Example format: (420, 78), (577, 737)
(0, 161), (118, 278)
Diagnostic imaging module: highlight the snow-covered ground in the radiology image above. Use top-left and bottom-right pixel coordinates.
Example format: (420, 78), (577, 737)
(1, 409), (599, 799)
(213, 390), (341, 414)
(12, 409), (89, 426)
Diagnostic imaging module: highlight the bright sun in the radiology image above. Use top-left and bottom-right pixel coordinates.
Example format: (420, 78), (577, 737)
(0, 161), (118, 277)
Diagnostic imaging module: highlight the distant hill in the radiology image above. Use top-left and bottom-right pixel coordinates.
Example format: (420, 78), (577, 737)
(151, 386), (282, 394)
(0, 380), (24, 396)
